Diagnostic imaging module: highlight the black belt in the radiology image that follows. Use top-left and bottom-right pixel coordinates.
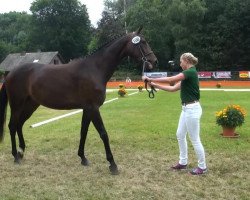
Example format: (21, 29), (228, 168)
(182, 100), (199, 106)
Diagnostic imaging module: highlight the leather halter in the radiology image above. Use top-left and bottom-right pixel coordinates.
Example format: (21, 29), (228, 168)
(133, 36), (157, 98)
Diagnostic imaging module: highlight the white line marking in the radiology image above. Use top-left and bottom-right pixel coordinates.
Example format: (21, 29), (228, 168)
(128, 91), (139, 96)
(31, 91), (139, 128)
(201, 88), (250, 92)
(30, 110), (83, 128)
(30, 88), (249, 128)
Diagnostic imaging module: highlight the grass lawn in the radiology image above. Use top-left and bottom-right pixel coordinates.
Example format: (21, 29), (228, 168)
(0, 89), (249, 200)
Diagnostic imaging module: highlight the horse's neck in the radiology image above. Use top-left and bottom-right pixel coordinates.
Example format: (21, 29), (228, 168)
(96, 37), (129, 82)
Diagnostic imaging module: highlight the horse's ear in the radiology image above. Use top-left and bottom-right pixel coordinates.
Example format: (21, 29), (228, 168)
(136, 26), (143, 34)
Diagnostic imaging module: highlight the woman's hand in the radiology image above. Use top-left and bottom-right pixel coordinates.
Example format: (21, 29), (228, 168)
(142, 75), (149, 82)
(149, 81), (157, 88)
(142, 75), (151, 82)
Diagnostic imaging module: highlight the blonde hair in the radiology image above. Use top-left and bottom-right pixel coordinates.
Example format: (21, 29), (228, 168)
(181, 53), (198, 65)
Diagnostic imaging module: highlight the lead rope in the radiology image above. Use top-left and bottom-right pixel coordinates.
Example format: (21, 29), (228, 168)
(141, 57), (157, 99)
(135, 40), (156, 99)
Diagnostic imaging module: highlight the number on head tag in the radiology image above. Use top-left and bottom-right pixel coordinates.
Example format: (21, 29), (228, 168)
(132, 36), (141, 44)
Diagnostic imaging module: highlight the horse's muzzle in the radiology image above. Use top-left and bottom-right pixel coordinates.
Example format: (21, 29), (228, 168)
(148, 59), (158, 69)
(153, 60), (158, 67)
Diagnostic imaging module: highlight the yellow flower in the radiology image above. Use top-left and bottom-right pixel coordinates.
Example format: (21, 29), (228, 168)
(118, 87), (127, 97)
(216, 104), (246, 128)
(119, 84), (124, 89)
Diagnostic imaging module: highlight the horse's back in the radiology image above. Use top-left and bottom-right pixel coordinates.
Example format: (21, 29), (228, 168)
(6, 63), (45, 93)
(6, 62), (44, 80)
(5, 61), (106, 110)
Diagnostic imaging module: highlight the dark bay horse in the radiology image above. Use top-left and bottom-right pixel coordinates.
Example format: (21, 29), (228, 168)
(0, 28), (157, 174)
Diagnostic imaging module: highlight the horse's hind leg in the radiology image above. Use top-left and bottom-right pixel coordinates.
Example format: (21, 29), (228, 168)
(78, 110), (91, 166)
(9, 98), (39, 163)
(90, 108), (118, 175)
(8, 111), (21, 163)
(16, 99), (39, 161)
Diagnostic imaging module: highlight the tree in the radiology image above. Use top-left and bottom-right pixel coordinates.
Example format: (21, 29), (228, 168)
(200, 0), (250, 70)
(127, 0), (175, 70)
(30, 0), (91, 61)
(94, 0), (129, 47)
(167, 0), (206, 69)
(0, 12), (32, 61)
(216, 0), (250, 69)
(0, 41), (8, 62)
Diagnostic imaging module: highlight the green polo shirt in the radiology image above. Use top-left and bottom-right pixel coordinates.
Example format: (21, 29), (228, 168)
(180, 66), (200, 103)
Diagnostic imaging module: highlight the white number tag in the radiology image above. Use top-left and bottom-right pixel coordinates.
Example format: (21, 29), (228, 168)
(132, 36), (141, 44)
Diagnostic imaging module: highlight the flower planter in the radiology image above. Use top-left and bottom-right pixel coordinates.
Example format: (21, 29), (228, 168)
(119, 94), (125, 97)
(221, 127), (239, 138)
(137, 85), (143, 92)
(118, 86), (127, 97)
(216, 105), (246, 138)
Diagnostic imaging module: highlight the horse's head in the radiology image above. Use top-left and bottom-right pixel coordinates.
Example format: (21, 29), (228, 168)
(126, 27), (158, 70)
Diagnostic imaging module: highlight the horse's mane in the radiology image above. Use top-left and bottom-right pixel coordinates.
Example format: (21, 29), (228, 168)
(70, 34), (126, 63)
(88, 34), (125, 56)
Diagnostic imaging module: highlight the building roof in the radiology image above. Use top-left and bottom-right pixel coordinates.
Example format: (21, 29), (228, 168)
(0, 51), (64, 71)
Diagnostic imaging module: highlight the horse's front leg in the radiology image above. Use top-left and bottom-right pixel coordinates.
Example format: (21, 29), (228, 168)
(78, 110), (91, 166)
(91, 108), (118, 175)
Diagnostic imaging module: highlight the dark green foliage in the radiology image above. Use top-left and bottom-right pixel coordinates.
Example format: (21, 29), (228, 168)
(30, 0), (91, 61)
(101, 0), (249, 71)
(0, 12), (32, 62)
(0, 0), (249, 71)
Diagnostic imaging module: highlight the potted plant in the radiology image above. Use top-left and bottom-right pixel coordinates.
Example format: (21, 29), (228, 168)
(216, 105), (247, 137)
(216, 82), (222, 88)
(118, 84), (127, 97)
(118, 88), (127, 97)
(137, 84), (143, 92)
(119, 84), (124, 89)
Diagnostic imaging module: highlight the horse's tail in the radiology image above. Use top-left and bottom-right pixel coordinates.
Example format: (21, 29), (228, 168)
(0, 83), (8, 142)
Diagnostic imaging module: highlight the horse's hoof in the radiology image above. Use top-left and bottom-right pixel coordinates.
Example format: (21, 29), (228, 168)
(81, 158), (90, 166)
(109, 165), (119, 175)
(14, 151), (24, 164)
(17, 151), (24, 159)
(14, 157), (21, 164)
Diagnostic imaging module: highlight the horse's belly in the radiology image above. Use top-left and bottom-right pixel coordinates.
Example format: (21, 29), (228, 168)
(32, 91), (103, 110)
(30, 76), (105, 110)
(41, 101), (81, 110)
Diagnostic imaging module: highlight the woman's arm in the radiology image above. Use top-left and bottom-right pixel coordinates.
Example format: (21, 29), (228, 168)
(150, 81), (181, 92)
(142, 73), (185, 83)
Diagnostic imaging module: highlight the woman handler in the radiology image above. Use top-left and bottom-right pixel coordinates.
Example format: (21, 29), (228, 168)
(142, 52), (207, 175)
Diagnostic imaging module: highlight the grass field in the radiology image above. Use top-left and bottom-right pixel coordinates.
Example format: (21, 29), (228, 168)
(0, 89), (249, 200)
